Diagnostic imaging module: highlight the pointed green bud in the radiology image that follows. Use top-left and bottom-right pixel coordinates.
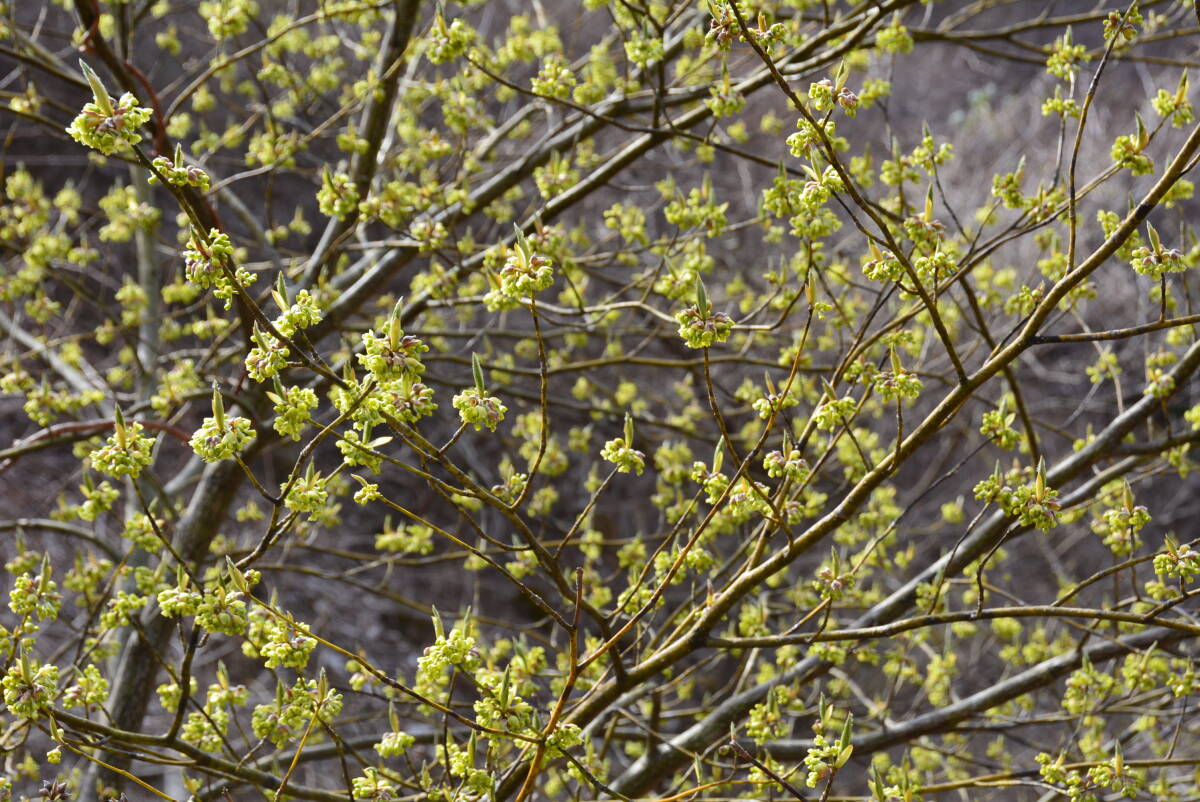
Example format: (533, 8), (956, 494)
(274, 271), (289, 310)
(472, 352), (486, 394)
(388, 701), (400, 733)
(835, 60), (849, 92)
(838, 711), (853, 748)
(1146, 221), (1163, 255)
(499, 664), (512, 709)
(113, 405), (128, 449)
(513, 224), (531, 264)
(211, 383), (226, 429)
(79, 60), (114, 117)
(388, 297), (404, 348)
(225, 557), (250, 594)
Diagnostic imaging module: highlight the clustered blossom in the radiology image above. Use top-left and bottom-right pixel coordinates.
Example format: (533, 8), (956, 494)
(317, 168), (360, 219)
(751, 387), (798, 420)
(531, 54), (575, 99)
(252, 678), (343, 748)
(973, 460), (1061, 532)
(876, 14), (914, 54)
(273, 288), (322, 335)
(704, 2), (786, 50)
(339, 429), (388, 474)
(1, 656), (58, 718)
(979, 400), (1020, 450)
(808, 73), (860, 117)
(453, 354), (507, 432)
(1092, 482), (1151, 557)
(190, 387), (255, 462)
(183, 228), (257, 307)
(1129, 224), (1187, 279)
(375, 520), (435, 554)
(375, 730), (416, 758)
(872, 366), (923, 403)
(861, 243), (904, 283)
(156, 575), (202, 618)
(98, 184), (160, 242)
(812, 395), (856, 431)
(801, 705), (854, 788)
(705, 67), (745, 118)
(601, 414), (646, 475)
(359, 314), (429, 382)
(676, 300), (734, 349)
(198, 585), (252, 636)
(269, 384), (318, 440)
(78, 480), (120, 521)
(664, 178), (728, 235)
(763, 448), (810, 482)
(244, 327), (289, 382)
(176, 669), (249, 752)
(485, 231), (555, 308)
(746, 686), (792, 743)
(280, 466), (330, 519)
(1038, 749), (1145, 801)
(243, 607), (318, 670)
(1102, 6), (1142, 43)
(352, 768), (398, 800)
(351, 476), (381, 504)
(473, 670), (534, 732)
(8, 565), (61, 622)
(189, 414), (255, 462)
(183, 228), (233, 286)
(149, 145), (211, 191)
(1151, 72), (1195, 127)
(89, 417), (156, 478)
(66, 62), (153, 155)
(199, 0), (258, 39)
(453, 387), (507, 431)
(1045, 29), (1089, 80)
(425, 13), (475, 63)
(600, 436), (645, 475)
(415, 617), (480, 694)
(1153, 539), (1200, 584)
(1111, 118), (1154, 175)
(62, 663), (108, 710)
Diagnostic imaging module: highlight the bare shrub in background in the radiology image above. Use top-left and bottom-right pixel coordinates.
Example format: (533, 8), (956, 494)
(2, 1), (1200, 800)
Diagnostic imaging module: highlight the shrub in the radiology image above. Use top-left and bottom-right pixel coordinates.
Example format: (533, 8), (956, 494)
(1, 1), (1199, 801)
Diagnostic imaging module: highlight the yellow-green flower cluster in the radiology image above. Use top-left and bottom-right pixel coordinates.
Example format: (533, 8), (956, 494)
(190, 388), (255, 462)
(1, 656), (58, 718)
(66, 63), (152, 155)
(89, 418), (155, 478)
(453, 387), (507, 432)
